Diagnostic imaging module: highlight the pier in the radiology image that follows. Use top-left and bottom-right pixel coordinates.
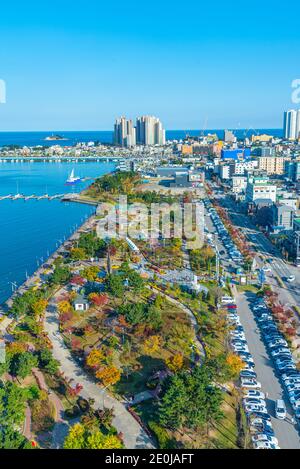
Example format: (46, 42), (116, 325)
(0, 193), (82, 201)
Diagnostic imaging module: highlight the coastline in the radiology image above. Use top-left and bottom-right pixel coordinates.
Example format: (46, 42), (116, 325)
(4, 209), (97, 310)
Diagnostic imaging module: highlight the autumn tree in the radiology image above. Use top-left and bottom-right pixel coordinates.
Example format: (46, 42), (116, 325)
(225, 353), (245, 379)
(86, 349), (105, 369)
(96, 366), (121, 386)
(165, 353), (184, 373)
(143, 335), (161, 355)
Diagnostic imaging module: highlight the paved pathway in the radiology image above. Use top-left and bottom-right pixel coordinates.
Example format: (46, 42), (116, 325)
(44, 297), (154, 449)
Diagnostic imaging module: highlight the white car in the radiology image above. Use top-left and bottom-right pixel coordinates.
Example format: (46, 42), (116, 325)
(252, 434), (279, 446)
(284, 378), (300, 386)
(262, 266), (271, 273)
(268, 339), (288, 349)
(243, 398), (266, 406)
(271, 348), (291, 358)
(287, 275), (295, 283)
(241, 379), (261, 389)
(243, 390), (265, 400)
(275, 399), (286, 419)
(221, 296), (235, 304)
(254, 441), (280, 449)
(244, 404), (268, 414)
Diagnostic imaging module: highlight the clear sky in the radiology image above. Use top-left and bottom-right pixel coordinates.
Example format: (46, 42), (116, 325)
(0, 0), (300, 131)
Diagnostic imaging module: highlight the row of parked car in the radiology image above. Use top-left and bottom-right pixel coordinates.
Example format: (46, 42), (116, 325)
(223, 296), (280, 449)
(204, 201), (243, 263)
(250, 296), (300, 425)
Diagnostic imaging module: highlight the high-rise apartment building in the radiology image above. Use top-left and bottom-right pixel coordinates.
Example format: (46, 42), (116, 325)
(283, 110), (300, 140)
(114, 117), (136, 147)
(136, 116), (165, 145)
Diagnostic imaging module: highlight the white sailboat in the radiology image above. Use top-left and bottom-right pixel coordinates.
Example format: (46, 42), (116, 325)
(66, 169), (81, 185)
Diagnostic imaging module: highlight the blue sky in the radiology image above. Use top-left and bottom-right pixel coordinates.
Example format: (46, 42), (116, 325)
(0, 0), (300, 130)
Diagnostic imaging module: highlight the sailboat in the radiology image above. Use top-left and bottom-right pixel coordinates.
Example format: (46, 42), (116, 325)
(66, 169), (81, 185)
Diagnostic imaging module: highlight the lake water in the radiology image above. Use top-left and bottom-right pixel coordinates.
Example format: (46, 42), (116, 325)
(0, 161), (115, 303)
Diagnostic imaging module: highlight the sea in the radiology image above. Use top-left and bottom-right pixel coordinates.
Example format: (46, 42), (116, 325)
(0, 129), (283, 148)
(0, 128), (283, 304)
(0, 161), (115, 304)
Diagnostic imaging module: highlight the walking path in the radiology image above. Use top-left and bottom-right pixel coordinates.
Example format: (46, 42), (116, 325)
(44, 294), (155, 449)
(148, 285), (205, 360)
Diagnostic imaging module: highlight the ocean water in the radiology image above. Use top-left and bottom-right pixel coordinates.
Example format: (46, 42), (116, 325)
(0, 161), (115, 304)
(0, 129), (283, 148)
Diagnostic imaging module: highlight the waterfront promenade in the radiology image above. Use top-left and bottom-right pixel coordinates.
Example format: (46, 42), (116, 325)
(0, 209), (155, 449)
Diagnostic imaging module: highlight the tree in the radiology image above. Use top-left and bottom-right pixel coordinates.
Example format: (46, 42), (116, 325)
(127, 270), (145, 293)
(64, 423), (86, 449)
(70, 275), (85, 286)
(118, 303), (145, 326)
(64, 423), (123, 449)
(225, 353), (245, 379)
(146, 304), (162, 330)
(0, 381), (27, 427)
(0, 427), (32, 449)
(39, 349), (59, 374)
(159, 374), (188, 430)
(86, 432), (123, 449)
(106, 274), (125, 298)
(31, 299), (48, 318)
(78, 232), (106, 258)
(81, 266), (99, 282)
(165, 353), (183, 373)
(58, 300), (73, 315)
(70, 247), (86, 261)
(10, 353), (38, 379)
(143, 335), (161, 355)
(96, 366), (121, 386)
(86, 349), (105, 369)
(88, 293), (109, 307)
(50, 265), (71, 285)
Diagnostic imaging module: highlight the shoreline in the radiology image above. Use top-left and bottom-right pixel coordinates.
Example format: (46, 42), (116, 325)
(0, 168), (116, 310)
(3, 210), (97, 310)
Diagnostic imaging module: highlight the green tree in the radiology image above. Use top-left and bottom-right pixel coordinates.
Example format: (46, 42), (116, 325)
(159, 374), (188, 430)
(0, 427), (32, 449)
(0, 381), (27, 427)
(49, 265), (71, 285)
(10, 352), (38, 379)
(106, 274), (125, 298)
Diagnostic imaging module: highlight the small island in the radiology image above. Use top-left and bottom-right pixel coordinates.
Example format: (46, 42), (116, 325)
(44, 134), (68, 141)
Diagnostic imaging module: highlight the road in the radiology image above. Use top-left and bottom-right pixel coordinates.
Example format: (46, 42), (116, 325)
(236, 292), (300, 449)
(220, 194), (300, 306)
(204, 188), (300, 448)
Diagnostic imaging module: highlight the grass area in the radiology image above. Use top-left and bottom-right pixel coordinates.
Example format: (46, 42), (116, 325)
(236, 284), (259, 293)
(211, 393), (239, 449)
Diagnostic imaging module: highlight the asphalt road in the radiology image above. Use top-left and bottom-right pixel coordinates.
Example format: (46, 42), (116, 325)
(204, 190), (300, 448)
(236, 292), (300, 449)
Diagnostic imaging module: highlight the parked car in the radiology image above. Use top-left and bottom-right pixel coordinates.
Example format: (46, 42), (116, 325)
(243, 390), (265, 400)
(253, 441), (280, 449)
(252, 434), (278, 446)
(240, 379), (261, 389)
(275, 399), (286, 419)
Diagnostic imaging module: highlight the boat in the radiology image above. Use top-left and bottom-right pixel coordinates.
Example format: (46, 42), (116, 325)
(66, 169), (81, 185)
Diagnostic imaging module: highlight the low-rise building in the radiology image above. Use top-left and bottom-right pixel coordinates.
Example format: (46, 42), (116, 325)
(231, 175), (247, 193)
(257, 156), (285, 175)
(245, 176), (277, 203)
(270, 203), (295, 232)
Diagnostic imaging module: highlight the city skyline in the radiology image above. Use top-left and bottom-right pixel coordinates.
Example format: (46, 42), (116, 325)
(0, 0), (300, 131)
